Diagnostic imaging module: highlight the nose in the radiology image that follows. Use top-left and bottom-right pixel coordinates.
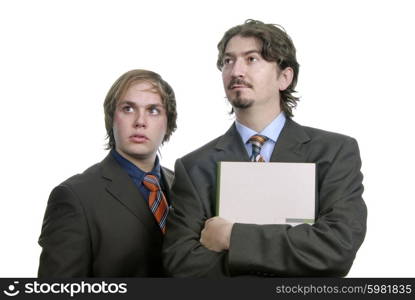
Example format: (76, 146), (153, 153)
(230, 58), (246, 78)
(134, 110), (147, 128)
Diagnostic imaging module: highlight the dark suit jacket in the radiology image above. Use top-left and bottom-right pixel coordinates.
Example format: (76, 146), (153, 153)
(38, 152), (174, 277)
(163, 118), (367, 277)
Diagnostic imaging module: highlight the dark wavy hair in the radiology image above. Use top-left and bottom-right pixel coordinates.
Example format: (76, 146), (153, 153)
(103, 69), (177, 149)
(217, 19), (300, 117)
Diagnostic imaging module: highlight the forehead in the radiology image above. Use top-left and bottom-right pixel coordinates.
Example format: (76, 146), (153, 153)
(224, 35), (262, 55)
(121, 81), (163, 103)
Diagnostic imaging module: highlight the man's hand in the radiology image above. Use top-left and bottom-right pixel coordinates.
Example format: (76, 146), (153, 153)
(200, 216), (234, 252)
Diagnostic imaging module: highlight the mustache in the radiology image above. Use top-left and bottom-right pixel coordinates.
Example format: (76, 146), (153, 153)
(227, 78), (253, 90)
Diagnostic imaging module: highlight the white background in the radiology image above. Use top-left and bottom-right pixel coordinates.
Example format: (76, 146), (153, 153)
(1, 0), (414, 277)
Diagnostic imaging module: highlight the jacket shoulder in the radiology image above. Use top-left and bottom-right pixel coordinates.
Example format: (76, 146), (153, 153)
(294, 121), (361, 163)
(180, 135), (223, 163)
(56, 161), (103, 192)
(301, 124), (358, 145)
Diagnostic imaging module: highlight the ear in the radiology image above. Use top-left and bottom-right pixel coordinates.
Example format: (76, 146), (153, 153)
(278, 67), (294, 91)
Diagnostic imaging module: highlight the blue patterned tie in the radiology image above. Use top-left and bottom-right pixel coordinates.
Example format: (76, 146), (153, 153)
(248, 134), (268, 162)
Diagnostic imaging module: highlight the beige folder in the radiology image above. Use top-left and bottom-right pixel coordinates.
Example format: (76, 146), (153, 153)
(216, 162), (316, 226)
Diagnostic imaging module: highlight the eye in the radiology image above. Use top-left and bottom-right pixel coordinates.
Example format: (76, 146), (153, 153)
(247, 56), (258, 63)
(148, 106), (161, 115)
(223, 57), (233, 65)
(122, 105), (134, 113)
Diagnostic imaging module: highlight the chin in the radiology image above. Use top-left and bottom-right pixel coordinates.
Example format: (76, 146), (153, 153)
(131, 148), (154, 157)
(125, 146), (155, 158)
(230, 98), (254, 109)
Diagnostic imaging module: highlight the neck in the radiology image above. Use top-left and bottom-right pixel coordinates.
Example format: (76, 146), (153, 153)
(132, 157), (155, 173)
(235, 105), (281, 132)
(115, 148), (156, 172)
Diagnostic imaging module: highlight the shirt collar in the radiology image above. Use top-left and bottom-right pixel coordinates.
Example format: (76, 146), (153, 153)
(235, 112), (286, 144)
(111, 149), (161, 182)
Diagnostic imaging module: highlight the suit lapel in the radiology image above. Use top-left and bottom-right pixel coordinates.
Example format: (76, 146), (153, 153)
(270, 118), (311, 162)
(215, 123), (250, 161)
(100, 153), (160, 235)
(160, 167), (174, 204)
(215, 119), (310, 163)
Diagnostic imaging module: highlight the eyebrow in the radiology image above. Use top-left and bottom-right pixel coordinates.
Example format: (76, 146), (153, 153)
(117, 100), (136, 107)
(224, 50), (261, 57)
(117, 100), (164, 108)
(147, 103), (164, 108)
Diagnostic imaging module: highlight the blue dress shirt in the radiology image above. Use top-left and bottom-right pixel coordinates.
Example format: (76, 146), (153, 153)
(111, 149), (162, 200)
(235, 112), (286, 162)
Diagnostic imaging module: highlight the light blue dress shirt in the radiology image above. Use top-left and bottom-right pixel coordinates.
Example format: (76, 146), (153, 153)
(235, 112), (286, 162)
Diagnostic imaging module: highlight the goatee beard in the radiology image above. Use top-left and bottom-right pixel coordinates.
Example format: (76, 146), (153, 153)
(229, 91), (253, 109)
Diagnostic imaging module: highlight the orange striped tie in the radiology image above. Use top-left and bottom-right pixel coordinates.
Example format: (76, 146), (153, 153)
(248, 134), (268, 162)
(143, 174), (169, 234)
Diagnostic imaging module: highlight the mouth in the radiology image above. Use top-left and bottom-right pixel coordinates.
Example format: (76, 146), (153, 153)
(228, 79), (253, 90)
(230, 84), (249, 90)
(129, 134), (149, 143)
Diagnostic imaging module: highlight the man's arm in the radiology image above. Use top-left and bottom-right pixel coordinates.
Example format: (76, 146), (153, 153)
(164, 137), (366, 277)
(162, 158), (229, 277)
(38, 184), (92, 277)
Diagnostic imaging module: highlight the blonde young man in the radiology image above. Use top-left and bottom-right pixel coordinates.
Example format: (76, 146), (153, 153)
(38, 69), (177, 277)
